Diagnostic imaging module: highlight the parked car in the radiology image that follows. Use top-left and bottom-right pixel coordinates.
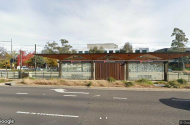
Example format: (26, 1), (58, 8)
(36, 68), (43, 71)
(17, 66), (28, 70)
(168, 69), (172, 72)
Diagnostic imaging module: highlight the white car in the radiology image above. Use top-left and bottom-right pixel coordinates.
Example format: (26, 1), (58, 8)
(17, 66), (28, 70)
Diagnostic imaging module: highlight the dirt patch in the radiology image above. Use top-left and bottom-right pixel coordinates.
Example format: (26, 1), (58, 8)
(18, 78), (165, 88)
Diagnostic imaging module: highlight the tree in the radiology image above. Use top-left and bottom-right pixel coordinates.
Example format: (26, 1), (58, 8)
(171, 28), (188, 52)
(120, 42), (133, 53)
(171, 28), (189, 71)
(41, 39), (74, 54)
(89, 46), (104, 53)
(30, 56), (46, 68)
(17, 51), (34, 67)
(44, 57), (58, 68)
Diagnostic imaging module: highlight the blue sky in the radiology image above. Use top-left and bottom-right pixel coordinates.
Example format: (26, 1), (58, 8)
(0, 0), (190, 52)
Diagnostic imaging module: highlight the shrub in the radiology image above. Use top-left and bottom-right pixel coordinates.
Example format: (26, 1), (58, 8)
(123, 81), (134, 87)
(177, 78), (187, 85)
(86, 82), (92, 87)
(136, 78), (153, 84)
(154, 81), (166, 84)
(0, 79), (6, 83)
(165, 80), (180, 88)
(107, 77), (116, 83)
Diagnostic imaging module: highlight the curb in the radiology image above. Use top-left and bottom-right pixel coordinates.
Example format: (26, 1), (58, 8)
(7, 84), (190, 92)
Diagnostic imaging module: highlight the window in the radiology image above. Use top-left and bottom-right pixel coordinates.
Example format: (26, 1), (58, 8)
(79, 51), (83, 54)
(115, 50), (120, 53)
(135, 50), (140, 53)
(109, 50), (113, 53)
(142, 50), (147, 53)
(85, 51), (89, 53)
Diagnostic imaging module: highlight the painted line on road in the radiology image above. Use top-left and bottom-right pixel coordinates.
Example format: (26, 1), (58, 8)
(172, 99), (190, 102)
(94, 95), (100, 97)
(51, 89), (89, 94)
(63, 92), (89, 94)
(63, 95), (76, 97)
(16, 111), (79, 118)
(16, 93), (28, 95)
(113, 97), (127, 100)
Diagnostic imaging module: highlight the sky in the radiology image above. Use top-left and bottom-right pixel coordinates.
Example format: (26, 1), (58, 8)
(0, 0), (190, 53)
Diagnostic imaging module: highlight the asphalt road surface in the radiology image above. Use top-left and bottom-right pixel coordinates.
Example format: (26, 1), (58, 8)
(0, 86), (190, 125)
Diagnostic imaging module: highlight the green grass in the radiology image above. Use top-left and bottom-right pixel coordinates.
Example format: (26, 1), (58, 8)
(107, 77), (116, 83)
(86, 82), (92, 87)
(165, 80), (180, 88)
(123, 81), (134, 87)
(154, 81), (166, 84)
(177, 78), (187, 85)
(136, 78), (153, 84)
(0, 79), (6, 83)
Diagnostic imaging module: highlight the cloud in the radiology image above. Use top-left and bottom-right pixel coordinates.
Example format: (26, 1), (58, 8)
(0, 0), (190, 52)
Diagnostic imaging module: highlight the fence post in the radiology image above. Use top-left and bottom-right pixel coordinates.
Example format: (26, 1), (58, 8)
(14, 72), (15, 79)
(35, 71), (36, 78)
(50, 72), (52, 79)
(1, 71), (2, 78)
(43, 72), (44, 79)
(178, 73), (179, 79)
(7, 71), (8, 78)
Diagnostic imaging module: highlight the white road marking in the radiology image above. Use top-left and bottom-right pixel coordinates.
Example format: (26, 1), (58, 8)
(113, 97), (127, 100)
(172, 99), (190, 102)
(16, 93), (28, 95)
(94, 95), (100, 97)
(63, 95), (76, 97)
(16, 111), (79, 118)
(51, 89), (89, 94)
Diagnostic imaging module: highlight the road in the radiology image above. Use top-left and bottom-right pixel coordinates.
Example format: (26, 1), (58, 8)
(0, 86), (190, 125)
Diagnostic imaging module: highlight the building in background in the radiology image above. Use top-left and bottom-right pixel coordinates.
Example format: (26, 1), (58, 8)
(135, 48), (149, 53)
(154, 48), (190, 52)
(77, 43), (120, 54)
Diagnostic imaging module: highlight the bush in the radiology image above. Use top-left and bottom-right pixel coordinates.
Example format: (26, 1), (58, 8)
(154, 81), (166, 84)
(123, 81), (134, 87)
(136, 78), (153, 84)
(165, 80), (180, 88)
(177, 78), (187, 85)
(0, 79), (6, 83)
(107, 77), (116, 83)
(86, 82), (92, 87)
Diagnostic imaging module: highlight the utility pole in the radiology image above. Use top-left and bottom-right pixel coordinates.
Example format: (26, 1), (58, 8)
(10, 39), (12, 69)
(35, 44), (36, 71)
(20, 50), (22, 79)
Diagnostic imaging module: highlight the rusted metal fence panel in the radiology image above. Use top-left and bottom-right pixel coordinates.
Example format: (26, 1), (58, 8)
(95, 63), (124, 80)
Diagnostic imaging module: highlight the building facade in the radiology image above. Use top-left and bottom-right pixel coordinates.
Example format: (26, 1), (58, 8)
(77, 43), (120, 54)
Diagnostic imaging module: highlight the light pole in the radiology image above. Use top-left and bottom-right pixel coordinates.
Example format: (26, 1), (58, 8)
(0, 39), (13, 69)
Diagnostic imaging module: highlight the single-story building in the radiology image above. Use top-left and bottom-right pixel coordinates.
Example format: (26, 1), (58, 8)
(36, 53), (190, 81)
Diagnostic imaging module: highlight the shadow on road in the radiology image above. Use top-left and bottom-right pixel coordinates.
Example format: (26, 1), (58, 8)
(159, 97), (190, 111)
